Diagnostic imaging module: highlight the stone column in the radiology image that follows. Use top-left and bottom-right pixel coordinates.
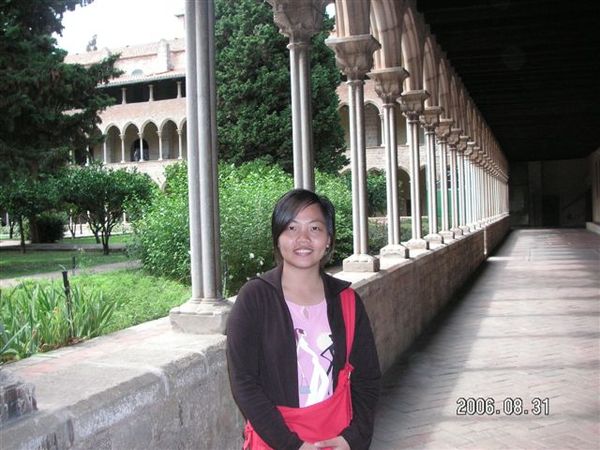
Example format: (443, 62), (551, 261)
(456, 135), (470, 233)
(447, 128), (463, 236)
(435, 118), (454, 240)
(176, 80), (182, 98)
(177, 129), (183, 160)
(326, 34), (380, 272)
(119, 133), (125, 163)
(170, 0), (229, 334)
(137, 133), (145, 161)
(149, 84), (154, 102)
(420, 105), (444, 245)
(121, 87), (126, 104)
(267, 0), (328, 190)
(400, 90), (430, 250)
(158, 131), (163, 161)
(464, 143), (478, 229)
(85, 145), (90, 166)
(368, 67), (409, 259)
(103, 140), (108, 164)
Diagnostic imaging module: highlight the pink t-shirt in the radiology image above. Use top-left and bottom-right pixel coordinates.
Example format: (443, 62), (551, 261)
(285, 299), (334, 407)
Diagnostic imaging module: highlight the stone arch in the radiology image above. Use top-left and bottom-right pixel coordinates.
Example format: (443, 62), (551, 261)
(438, 58), (451, 114)
(449, 74), (461, 127)
(160, 119), (179, 160)
(422, 34), (439, 107)
(401, 4), (425, 91)
(123, 123), (141, 161)
(370, 0), (405, 69)
(104, 125), (121, 164)
(364, 102), (382, 147)
(142, 121), (159, 160)
(333, 0), (371, 37)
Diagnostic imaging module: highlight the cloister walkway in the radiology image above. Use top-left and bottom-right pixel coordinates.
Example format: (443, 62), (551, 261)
(371, 228), (600, 449)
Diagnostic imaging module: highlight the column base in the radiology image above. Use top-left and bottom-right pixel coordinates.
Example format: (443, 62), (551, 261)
(468, 222), (481, 230)
(424, 233), (444, 245)
(450, 227), (463, 237)
(379, 244), (409, 259)
(170, 299), (231, 335)
(0, 371), (37, 424)
(404, 238), (430, 250)
(342, 253), (380, 272)
(439, 230), (455, 240)
(459, 225), (471, 234)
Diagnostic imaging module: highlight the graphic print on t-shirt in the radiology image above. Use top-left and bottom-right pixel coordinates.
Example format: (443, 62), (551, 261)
(286, 300), (334, 407)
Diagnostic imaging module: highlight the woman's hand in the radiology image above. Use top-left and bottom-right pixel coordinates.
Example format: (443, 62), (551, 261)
(299, 443), (319, 450)
(314, 436), (350, 449)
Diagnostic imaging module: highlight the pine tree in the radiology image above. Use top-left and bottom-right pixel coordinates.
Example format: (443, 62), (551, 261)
(214, 0), (346, 173)
(0, 0), (121, 182)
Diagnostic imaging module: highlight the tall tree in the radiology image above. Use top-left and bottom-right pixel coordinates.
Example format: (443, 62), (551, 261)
(0, 0), (120, 182)
(214, 0), (347, 173)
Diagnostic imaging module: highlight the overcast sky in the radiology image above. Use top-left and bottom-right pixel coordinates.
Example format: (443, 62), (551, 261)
(56, 0), (185, 54)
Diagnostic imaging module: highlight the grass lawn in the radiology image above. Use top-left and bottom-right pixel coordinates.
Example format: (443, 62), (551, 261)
(0, 250), (130, 279)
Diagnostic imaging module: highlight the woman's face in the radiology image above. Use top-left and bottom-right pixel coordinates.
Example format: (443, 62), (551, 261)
(277, 202), (331, 272)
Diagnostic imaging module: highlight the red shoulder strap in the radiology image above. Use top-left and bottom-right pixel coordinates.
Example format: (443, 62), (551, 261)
(340, 288), (356, 362)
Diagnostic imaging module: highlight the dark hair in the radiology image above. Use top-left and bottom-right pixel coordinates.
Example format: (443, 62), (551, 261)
(271, 189), (336, 266)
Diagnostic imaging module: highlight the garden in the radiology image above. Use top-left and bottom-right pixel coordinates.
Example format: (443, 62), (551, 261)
(0, 160), (421, 364)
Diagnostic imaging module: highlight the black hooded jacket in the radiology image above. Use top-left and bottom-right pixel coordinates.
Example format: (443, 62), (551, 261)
(226, 265), (381, 449)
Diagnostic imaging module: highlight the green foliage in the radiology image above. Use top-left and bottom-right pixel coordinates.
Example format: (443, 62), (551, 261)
(61, 163), (155, 254)
(135, 161), (360, 296)
(0, 281), (118, 362)
(219, 161), (293, 294)
(75, 269), (191, 334)
(366, 169), (387, 216)
(214, 0), (346, 172)
(314, 171), (353, 263)
(0, 176), (60, 250)
(0, 0), (121, 181)
(32, 211), (67, 243)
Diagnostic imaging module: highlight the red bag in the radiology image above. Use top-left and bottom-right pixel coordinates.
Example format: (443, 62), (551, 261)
(243, 288), (356, 449)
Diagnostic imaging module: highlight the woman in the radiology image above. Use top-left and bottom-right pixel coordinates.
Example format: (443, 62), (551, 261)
(227, 189), (381, 449)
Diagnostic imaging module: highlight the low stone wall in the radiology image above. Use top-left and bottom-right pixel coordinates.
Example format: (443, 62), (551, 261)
(355, 225), (487, 373)
(1, 216), (510, 450)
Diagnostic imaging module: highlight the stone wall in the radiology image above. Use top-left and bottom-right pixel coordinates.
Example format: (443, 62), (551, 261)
(1, 217), (510, 450)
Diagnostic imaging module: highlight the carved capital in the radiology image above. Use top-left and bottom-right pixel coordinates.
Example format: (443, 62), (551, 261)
(435, 117), (454, 140)
(325, 34), (381, 80)
(367, 67), (409, 104)
(457, 135), (470, 152)
(447, 127), (462, 146)
(465, 141), (476, 156)
(399, 90), (429, 118)
(266, 0), (328, 43)
(419, 105), (443, 130)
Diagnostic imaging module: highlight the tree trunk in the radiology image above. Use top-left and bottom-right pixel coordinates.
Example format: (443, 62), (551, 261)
(29, 215), (40, 243)
(101, 231), (110, 255)
(18, 216), (25, 253)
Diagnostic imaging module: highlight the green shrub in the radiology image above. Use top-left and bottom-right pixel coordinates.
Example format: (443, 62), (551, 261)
(0, 282), (118, 362)
(135, 161), (360, 296)
(366, 169), (387, 216)
(344, 169), (388, 216)
(31, 212), (67, 243)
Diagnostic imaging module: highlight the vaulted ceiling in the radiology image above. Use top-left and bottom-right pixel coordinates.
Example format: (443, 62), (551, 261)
(415, 0), (600, 162)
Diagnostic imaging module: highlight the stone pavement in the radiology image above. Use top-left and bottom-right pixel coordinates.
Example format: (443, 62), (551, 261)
(371, 228), (600, 450)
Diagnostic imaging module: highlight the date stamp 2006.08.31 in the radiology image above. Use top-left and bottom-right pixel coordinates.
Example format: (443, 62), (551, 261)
(456, 397), (550, 416)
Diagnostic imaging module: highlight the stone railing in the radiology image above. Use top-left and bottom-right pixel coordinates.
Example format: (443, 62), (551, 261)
(0, 216), (510, 450)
